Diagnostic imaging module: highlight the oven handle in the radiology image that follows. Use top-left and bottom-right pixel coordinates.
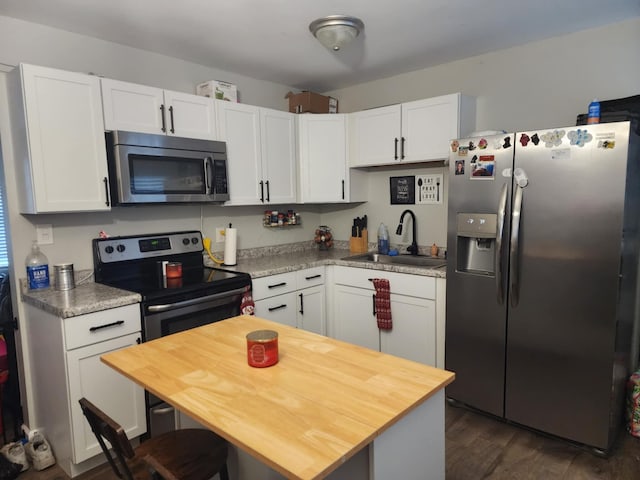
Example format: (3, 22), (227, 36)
(146, 287), (247, 313)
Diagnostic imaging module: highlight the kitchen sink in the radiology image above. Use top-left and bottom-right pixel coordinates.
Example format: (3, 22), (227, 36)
(342, 253), (447, 269)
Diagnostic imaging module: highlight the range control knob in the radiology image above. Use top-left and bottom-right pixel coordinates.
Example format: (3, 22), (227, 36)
(191, 237), (199, 245)
(182, 238), (190, 245)
(116, 244), (126, 253)
(104, 245), (114, 254)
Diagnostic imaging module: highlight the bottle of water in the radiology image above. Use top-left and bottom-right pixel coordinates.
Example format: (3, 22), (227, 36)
(377, 223), (390, 255)
(26, 241), (50, 289)
(587, 98), (600, 124)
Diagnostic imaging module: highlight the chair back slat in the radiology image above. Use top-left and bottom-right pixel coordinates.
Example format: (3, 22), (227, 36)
(79, 397), (136, 480)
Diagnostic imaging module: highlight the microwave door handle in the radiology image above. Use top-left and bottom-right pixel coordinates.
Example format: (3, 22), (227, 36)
(204, 157), (213, 194)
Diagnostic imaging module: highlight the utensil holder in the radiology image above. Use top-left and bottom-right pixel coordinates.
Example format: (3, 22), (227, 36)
(349, 229), (368, 254)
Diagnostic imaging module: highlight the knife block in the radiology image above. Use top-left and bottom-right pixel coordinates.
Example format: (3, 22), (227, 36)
(349, 229), (368, 254)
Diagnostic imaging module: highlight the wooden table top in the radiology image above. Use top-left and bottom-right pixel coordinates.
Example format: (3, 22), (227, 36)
(101, 315), (455, 480)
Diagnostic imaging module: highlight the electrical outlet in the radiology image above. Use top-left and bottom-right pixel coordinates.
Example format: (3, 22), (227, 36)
(215, 228), (226, 243)
(36, 224), (54, 244)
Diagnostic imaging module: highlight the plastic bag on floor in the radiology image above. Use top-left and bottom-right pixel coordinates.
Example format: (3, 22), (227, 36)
(0, 453), (21, 480)
(627, 370), (640, 437)
(0, 442), (28, 472)
(24, 433), (55, 471)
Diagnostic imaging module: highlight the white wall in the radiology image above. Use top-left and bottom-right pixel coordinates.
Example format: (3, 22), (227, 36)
(319, 18), (640, 253)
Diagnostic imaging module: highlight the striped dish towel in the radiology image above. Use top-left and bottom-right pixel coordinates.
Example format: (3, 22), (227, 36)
(372, 278), (392, 330)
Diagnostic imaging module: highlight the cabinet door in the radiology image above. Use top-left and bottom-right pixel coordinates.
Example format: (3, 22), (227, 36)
(67, 333), (146, 463)
(216, 101), (263, 205)
(101, 78), (165, 134)
(260, 108), (297, 204)
(164, 90), (216, 140)
(297, 285), (325, 335)
(255, 292), (298, 327)
(17, 64), (110, 213)
(332, 284), (379, 351)
(349, 105), (401, 167)
(298, 114), (348, 203)
(380, 295), (437, 366)
(401, 94), (460, 163)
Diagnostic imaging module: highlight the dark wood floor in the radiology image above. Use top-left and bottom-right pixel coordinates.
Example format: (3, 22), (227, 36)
(14, 404), (640, 479)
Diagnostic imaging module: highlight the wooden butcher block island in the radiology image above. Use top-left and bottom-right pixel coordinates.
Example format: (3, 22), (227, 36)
(101, 315), (455, 480)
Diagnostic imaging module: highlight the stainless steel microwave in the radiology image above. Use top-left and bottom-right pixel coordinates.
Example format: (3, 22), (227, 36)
(106, 131), (229, 205)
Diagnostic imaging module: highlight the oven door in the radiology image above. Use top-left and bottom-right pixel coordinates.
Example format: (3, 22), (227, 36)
(143, 286), (245, 437)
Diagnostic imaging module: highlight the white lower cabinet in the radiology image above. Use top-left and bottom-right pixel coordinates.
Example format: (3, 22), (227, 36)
(253, 267), (326, 335)
(331, 266), (437, 366)
(25, 303), (146, 477)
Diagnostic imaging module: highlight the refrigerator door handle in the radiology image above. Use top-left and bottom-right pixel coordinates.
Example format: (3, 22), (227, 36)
(510, 184), (524, 307)
(495, 183), (508, 304)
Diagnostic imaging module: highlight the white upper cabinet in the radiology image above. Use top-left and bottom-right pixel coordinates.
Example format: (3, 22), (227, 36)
(101, 78), (216, 140)
(349, 93), (476, 167)
(216, 100), (296, 205)
(298, 114), (366, 203)
(8, 64), (111, 213)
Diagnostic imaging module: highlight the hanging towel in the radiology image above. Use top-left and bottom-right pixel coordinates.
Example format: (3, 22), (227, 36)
(240, 285), (255, 315)
(372, 278), (392, 330)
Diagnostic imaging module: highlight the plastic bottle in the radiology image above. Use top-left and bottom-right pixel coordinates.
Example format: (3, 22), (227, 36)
(377, 223), (390, 255)
(587, 98), (600, 124)
(26, 241), (50, 289)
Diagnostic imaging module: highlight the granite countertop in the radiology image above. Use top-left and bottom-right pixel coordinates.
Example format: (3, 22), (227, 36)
(21, 281), (141, 318)
(21, 247), (445, 318)
(210, 247), (447, 279)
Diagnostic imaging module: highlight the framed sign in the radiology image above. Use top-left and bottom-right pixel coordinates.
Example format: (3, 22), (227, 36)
(390, 176), (415, 204)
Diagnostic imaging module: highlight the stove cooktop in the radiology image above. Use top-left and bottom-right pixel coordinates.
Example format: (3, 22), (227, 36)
(93, 231), (251, 302)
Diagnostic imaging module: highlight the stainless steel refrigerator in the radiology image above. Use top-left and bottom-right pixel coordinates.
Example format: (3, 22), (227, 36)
(445, 121), (640, 453)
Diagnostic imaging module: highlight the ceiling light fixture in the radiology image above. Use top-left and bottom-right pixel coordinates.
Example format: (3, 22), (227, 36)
(309, 15), (364, 51)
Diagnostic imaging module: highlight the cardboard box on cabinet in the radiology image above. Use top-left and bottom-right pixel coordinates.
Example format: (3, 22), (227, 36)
(285, 91), (338, 114)
(196, 80), (238, 102)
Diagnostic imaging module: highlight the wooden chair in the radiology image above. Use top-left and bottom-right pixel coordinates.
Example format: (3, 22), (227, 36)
(79, 397), (230, 480)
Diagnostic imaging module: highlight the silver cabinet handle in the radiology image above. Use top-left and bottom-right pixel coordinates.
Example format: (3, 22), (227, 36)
(509, 185), (524, 308)
(495, 183), (508, 304)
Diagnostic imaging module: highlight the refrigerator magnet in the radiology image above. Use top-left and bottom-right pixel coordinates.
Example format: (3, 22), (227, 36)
(568, 129), (593, 147)
(458, 145), (468, 156)
(455, 160), (465, 175)
(471, 155), (496, 179)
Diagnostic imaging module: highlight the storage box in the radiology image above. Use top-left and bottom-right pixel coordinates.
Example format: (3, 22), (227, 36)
(196, 80), (238, 102)
(286, 91), (338, 114)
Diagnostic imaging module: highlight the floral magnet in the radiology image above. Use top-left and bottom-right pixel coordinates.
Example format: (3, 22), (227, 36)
(478, 138), (488, 149)
(519, 134), (530, 147)
(567, 129), (593, 147)
(540, 129), (565, 148)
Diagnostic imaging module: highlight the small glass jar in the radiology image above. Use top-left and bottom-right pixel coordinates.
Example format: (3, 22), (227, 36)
(315, 225), (333, 250)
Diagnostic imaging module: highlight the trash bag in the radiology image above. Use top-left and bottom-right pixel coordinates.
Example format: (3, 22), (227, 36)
(0, 454), (22, 480)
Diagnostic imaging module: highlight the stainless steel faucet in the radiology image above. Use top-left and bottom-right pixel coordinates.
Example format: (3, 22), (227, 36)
(396, 209), (419, 255)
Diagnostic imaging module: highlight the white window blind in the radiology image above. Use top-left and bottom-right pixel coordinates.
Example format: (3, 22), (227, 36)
(0, 181), (8, 267)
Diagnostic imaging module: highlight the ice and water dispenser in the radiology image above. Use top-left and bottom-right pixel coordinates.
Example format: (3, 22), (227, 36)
(456, 213), (498, 275)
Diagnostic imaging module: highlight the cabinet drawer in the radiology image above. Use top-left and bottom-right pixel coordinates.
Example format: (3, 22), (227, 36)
(333, 266), (436, 299)
(296, 266), (325, 289)
(252, 271), (297, 300)
(254, 292), (298, 328)
(64, 303), (141, 350)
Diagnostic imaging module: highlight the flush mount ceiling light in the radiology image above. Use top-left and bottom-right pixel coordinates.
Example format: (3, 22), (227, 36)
(309, 15), (365, 51)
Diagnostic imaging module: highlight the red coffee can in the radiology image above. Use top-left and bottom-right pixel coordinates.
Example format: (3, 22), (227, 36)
(246, 330), (278, 367)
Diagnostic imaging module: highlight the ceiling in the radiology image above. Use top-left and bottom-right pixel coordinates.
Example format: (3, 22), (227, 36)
(1, 0), (638, 92)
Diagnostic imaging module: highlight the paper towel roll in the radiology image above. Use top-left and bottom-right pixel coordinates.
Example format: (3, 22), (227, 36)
(223, 227), (237, 266)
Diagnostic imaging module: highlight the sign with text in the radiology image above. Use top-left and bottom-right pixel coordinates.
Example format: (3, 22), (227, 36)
(390, 176), (415, 204)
